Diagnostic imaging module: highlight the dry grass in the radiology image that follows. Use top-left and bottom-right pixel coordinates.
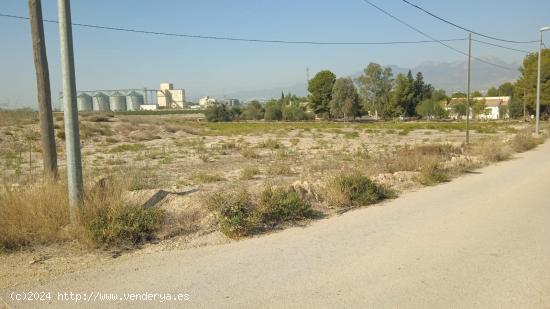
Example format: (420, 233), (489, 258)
(0, 177), (165, 251)
(511, 130), (542, 153)
(324, 172), (395, 208)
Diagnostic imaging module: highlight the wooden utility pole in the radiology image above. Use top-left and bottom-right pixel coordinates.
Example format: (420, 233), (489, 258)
(28, 0), (58, 180)
(466, 33), (472, 144)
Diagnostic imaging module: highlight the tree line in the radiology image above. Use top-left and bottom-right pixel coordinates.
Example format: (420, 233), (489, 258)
(205, 49), (550, 122)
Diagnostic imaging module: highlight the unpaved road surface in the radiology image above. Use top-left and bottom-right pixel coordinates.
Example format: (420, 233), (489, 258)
(3, 142), (550, 309)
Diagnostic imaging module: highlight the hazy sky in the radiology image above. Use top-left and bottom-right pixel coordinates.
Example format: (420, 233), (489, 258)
(1, 0), (549, 108)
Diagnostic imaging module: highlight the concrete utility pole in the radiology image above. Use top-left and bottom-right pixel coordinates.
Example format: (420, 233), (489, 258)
(466, 32), (472, 144)
(58, 0), (83, 211)
(536, 27), (550, 134)
(28, 0), (58, 180)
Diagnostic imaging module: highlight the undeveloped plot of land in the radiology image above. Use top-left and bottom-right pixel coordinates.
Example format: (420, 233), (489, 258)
(0, 111), (546, 288)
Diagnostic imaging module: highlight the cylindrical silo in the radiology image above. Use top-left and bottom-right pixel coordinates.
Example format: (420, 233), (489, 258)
(126, 91), (144, 111)
(77, 93), (93, 112)
(109, 91), (127, 112)
(93, 93), (110, 111)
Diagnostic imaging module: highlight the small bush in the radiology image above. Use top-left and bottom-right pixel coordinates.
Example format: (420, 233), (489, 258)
(205, 190), (257, 238)
(325, 173), (394, 208)
(472, 140), (511, 162)
(78, 178), (164, 246)
(417, 161), (449, 186)
(240, 147), (260, 159)
(257, 187), (313, 226)
(267, 164), (293, 176)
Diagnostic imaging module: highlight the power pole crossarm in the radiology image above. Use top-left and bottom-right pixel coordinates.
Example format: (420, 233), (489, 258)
(28, 0), (58, 180)
(58, 0), (83, 212)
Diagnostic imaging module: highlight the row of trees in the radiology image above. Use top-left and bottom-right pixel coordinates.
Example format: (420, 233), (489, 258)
(205, 92), (314, 122)
(308, 63), (441, 120)
(206, 49), (549, 122)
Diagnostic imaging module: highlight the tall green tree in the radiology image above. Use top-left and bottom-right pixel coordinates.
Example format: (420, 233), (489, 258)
(330, 77), (360, 121)
(242, 100), (264, 120)
(390, 72), (413, 117)
(488, 87), (500, 96)
(451, 92), (467, 98)
(264, 100), (283, 121)
(308, 70), (336, 118)
(355, 62), (394, 118)
(412, 72), (433, 108)
(471, 90), (483, 97)
(498, 82), (514, 97)
(516, 48), (550, 115)
(416, 98), (448, 119)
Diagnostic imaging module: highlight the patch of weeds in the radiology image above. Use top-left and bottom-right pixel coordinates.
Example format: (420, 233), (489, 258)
(267, 164), (293, 176)
(325, 172), (395, 208)
(417, 161), (449, 186)
(239, 147), (260, 159)
(344, 131), (360, 139)
(510, 131), (542, 153)
(205, 190), (257, 238)
(191, 172), (225, 183)
(110, 143), (146, 153)
(257, 186), (313, 226)
(239, 167), (260, 180)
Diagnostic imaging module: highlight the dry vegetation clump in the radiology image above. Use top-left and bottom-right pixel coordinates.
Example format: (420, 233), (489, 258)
(239, 167), (260, 180)
(205, 186), (315, 238)
(191, 172), (225, 184)
(205, 190), (257, 238)
(0, 177), (165, 251)
(0, 181), (70, 250)
(324, 172), (395, 208)
(469, 139), (512, 163)
(380, 144), (462, 174)
(416, 161), (449, 186)
(510, 130), (542, 153)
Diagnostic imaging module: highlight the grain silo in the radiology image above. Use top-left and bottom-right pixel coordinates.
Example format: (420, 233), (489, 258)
(126, 91), (144, 111)
(77, 93), (93, 112)
(109, 91), (127, 112)
(92, 93), (110, 111)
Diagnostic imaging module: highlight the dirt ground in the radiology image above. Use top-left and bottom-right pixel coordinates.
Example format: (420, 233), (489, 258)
(0, 113), (539, 288)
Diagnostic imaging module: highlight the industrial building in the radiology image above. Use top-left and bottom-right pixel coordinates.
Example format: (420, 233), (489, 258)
(60, 82), (186, 112)
(157, 83), (186, 109)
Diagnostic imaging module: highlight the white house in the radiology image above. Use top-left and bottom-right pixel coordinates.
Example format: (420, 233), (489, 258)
(447, 96), (510, 120)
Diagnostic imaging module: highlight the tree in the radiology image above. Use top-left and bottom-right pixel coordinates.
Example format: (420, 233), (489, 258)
(498, 82), (514, 97)
(416, 98), (448, 119)
(282, 104), (309, 121)
(355, 62), (394, 118)
(452, 92), (467, 98)
(330, 77), (360, 120)
(431, 89), (449, 103)
(242, 100), (264, 120)
(412, 72), (432, 108)
(205, 104), (232, 122)
(508, 97), (524, 119)
(471, 90), (483, 97)
(516, 48), (550, 116)
(264, 100), (283, 121)
(486, 87), (499, 97)
(452, 99), (468, 118)
(390, 72), (413, 117)
(308, 70), (336, 118)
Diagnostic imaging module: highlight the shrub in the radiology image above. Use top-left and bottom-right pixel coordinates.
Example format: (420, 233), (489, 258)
(78, 178), (164, 246)
(417, 161), (449, 186)
(472, 140), (511, 162)
(205, 104), (233, 122)
(205, 190), (257, 238)
(264, 101), (283, 121)
(109, 143), (146, 153)
(325, 173), (394, 208)
(257, 187), (313, 226)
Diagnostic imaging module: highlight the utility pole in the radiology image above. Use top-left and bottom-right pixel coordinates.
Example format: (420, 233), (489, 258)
(466, 32), (472, 144)
(523, 88), (527, 122)
(58, 0), (83, 211)
(28, 0), (58, 180)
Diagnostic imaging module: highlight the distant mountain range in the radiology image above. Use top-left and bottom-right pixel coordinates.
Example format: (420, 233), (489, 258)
(210, 57), (520, 102)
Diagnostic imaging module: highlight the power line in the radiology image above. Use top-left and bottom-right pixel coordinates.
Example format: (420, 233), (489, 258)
(359, 0), (518, 71)
(472, 39), (532, 54)
(0, 12), (467, 46)
(400, 0), (539, 44)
